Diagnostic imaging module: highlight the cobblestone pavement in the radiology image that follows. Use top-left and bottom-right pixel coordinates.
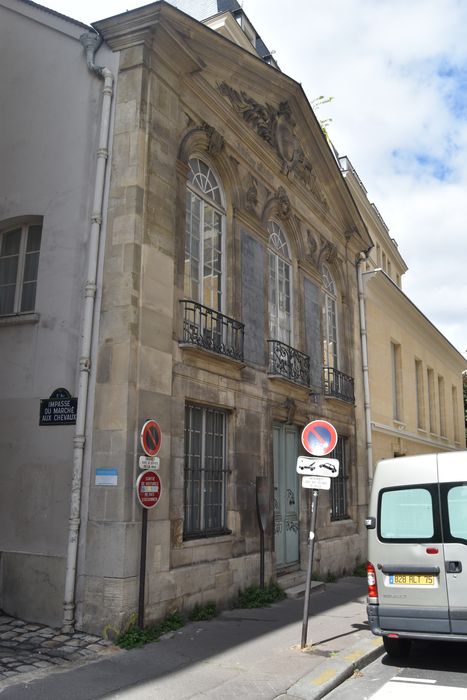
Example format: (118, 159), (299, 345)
(0, 611), (117, 684)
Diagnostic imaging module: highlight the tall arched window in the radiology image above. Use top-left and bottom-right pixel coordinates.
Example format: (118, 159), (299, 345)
(322, 264), (338, 368)
(268, 220), (292, 345)
(185, 158), (225, 312)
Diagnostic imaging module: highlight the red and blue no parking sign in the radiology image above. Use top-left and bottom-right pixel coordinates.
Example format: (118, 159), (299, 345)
(140, 420), (162, 457)
(301, 420), (338, 456)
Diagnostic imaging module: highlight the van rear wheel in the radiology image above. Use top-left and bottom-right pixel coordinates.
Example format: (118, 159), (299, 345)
(383, 636), (411, 658)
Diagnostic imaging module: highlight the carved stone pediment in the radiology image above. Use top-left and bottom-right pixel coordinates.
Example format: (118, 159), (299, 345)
(218, 82), (328, 209)
(179, 122), (224, 161)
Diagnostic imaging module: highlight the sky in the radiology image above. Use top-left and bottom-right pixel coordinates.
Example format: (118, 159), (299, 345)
(40, 0), (467, 358)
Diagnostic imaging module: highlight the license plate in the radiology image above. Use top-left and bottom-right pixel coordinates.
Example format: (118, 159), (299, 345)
(388, 574), (435, 586)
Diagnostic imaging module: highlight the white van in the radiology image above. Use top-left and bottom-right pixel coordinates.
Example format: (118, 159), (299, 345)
(366, 451), (467, 657)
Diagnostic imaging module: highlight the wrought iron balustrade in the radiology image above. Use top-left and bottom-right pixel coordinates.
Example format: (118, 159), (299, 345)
(180, 299), (244, 362)
(268, 339), (310, 388)
(323, 366), (354, 403)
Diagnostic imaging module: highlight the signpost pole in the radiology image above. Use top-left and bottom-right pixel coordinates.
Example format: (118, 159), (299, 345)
(301, 488), (319, 649)
(138, 507), (148, 629)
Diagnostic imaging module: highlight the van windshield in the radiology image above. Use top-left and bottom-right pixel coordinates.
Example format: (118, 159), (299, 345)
(379, 487), (434, 540)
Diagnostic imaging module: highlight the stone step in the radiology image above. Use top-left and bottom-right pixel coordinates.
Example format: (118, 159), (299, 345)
(284, 579), (325, 599)
(277, 571), (325, 599)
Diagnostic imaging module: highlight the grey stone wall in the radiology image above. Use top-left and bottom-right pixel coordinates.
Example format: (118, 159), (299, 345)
(241, 230), (265, 366)
(304, 277), (322, 389)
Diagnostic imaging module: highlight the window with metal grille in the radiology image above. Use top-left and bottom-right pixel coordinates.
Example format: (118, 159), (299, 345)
(184, 404), (230, 539)
(0, 221), (42, 315)
(329, 438), (348, 521)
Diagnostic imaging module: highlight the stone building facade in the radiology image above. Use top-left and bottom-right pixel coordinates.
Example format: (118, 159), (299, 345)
(2, 0), (373, 634)
(79, 2), (372, 633)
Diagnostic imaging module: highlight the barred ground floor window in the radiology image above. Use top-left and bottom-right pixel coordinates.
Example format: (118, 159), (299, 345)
(184, 404), (229, 539)
(330, 437), (348, 521)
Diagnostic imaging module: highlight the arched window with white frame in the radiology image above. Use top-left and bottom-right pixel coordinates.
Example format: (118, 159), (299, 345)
(185, 158), (225, 312)
(322, 264), (338, 369)
(268, 220), (292, 346)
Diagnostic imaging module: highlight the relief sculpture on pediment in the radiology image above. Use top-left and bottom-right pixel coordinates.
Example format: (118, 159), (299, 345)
(218, 82), (328, 209)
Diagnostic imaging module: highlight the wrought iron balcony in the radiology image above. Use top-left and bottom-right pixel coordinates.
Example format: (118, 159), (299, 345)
(180, 299), (244, 362)
(268, 339), (310, 388)
(323, 366), (354, 403)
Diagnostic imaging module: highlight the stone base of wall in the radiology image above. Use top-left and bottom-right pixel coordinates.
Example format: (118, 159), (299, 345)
(313, 533), (366, 580)
(79, 551), (274, 635)
(0, 552), (65, 628)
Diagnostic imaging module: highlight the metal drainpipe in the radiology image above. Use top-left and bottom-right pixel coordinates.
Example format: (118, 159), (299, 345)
(356, 252), (374, 493)
(62, 32), (114, 633)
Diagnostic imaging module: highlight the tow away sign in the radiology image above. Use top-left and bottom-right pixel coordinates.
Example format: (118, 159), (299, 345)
(296, 456), (339, 477)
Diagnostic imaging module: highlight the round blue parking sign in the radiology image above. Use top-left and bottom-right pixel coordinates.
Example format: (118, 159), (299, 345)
(301, 420), (338, 456)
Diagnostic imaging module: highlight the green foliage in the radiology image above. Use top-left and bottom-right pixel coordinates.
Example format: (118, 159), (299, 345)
(311, 95), (334, 139)
(353, 562), (367, 578)
(116, 611), (184, 649)
(234, 583), (286, 609)
(188, 602), (218, 621)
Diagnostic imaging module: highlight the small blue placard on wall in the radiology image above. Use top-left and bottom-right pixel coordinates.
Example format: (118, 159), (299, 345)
(95, 468), (118, 486)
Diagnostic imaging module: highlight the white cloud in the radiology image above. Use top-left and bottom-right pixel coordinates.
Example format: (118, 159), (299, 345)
(243, 0), (467, 355)
(40, 0), (467, 355)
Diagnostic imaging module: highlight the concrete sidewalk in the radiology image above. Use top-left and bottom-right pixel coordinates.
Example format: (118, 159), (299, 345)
(0, 576), (384, 699)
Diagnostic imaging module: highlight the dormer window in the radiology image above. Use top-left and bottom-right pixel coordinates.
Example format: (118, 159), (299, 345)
(235, 12), (256, 46)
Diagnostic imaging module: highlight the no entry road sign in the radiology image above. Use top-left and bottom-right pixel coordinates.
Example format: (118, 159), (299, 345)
(140, 420), (162, 457)
(136, 470), (162, 509)
(301, 420), (338, 457)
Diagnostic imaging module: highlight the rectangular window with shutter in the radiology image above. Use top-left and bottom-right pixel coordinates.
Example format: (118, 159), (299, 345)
(0, 222), (42, 315)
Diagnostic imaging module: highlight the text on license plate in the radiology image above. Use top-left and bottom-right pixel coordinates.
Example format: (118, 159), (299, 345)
(389, 574), (435, 586)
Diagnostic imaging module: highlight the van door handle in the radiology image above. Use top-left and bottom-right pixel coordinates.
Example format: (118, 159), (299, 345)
(446, 561), (462, 574)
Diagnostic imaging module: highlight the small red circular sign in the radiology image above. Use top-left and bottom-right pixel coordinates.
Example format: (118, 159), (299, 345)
(301, 420), (338, 456)
(140, 420), (162, 457)
(136, 470), (162, 509)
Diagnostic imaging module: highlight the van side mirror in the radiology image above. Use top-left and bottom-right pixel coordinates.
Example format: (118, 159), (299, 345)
(365, 517), (376, 529)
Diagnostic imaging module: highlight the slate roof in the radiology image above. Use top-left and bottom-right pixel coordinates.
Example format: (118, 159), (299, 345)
(165, 0), (275, 63)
